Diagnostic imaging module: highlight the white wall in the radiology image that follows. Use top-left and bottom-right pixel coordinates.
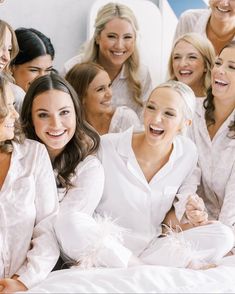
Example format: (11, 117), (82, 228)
(0, 0), (160, 73)
(0, 0), (95, 72)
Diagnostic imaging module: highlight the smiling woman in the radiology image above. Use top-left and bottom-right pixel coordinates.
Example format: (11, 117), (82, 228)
(0, 73), (59, 293)
(168, 32), (215, 98)
(52, 80), (234, 271)
(180, 41), (235, 251)
(174, 0), (235, 55)
(62, 2), (152, 118)
(21, 73), (105, 270)
(65, 62), (141, 135)
(10, 27), (55, 92)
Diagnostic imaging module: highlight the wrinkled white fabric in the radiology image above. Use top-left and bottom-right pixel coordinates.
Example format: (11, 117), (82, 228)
(109, 106), (142, 133)
(27, 261), (235, 294)
(9, 82), (25, 113)
(62, 54), (153, 118)
(0, 140), (59, 288)
(174, 8), (235, 43)
(179, 100), (235, 236)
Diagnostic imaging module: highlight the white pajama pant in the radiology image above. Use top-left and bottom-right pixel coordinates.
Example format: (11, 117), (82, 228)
(55, 212), (234, 269)
(140, 222), (234, 268)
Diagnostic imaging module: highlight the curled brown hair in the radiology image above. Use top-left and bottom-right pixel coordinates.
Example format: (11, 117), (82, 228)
(204, 41), (235, 138)
(21, 73), (100, 190)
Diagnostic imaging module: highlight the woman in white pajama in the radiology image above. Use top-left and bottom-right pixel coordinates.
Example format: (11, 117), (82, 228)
(20, 73), (105, 268)
(0, 75), (59, 292)
(65, 62), (141, 135)
(178, 41), (235, 254)
(168, 32), (215, 99)
(0, 20), (25, 113)
(55, 80), (233, 269)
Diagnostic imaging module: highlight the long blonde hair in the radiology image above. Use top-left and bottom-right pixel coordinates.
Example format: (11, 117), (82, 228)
(0, 73), (23, 153)
(81, 2), (143, 106)
(168, 33), (215, 96)
(0, 19), (19, 74)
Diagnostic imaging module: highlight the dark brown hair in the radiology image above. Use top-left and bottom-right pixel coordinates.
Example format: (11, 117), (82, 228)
(21, 73), (100, 189)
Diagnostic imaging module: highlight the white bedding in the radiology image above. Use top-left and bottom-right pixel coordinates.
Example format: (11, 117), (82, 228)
(27, 256), (235, 293)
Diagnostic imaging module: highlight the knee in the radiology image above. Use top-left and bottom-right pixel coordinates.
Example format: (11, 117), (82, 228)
(210, 222), (234, 257)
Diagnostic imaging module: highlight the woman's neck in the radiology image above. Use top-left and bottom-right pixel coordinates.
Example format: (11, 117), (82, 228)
(97, 56), (122, 81)
(207, 97), (235, 139)
(132, 133), (173, 182)
(207, 16), (235, 54)
(210, 15), (235, 37)
(191, 81), (206, 98)
(86, 111), (113, 135)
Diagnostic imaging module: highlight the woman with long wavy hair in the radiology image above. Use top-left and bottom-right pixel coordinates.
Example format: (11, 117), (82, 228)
(181, 40), (235, 254)
(63, 2), (152, 118)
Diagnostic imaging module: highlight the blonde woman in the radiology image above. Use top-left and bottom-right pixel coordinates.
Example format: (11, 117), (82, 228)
(179, 41), (235, 254)
(174, 0), (235, 55)
(54, 80), (233, 270)
(0, 19), (25, 112)
(63, 2), (152, 118)
(168, 33), (215, 99)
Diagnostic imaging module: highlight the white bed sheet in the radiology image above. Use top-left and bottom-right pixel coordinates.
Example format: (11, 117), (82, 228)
(26, 256), (235, 293)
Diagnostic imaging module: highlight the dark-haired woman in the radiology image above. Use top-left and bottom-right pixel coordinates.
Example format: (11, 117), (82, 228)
(11, 27), (55, 93)
(182, 40), (235, 253)
(20, 73), (105, 266)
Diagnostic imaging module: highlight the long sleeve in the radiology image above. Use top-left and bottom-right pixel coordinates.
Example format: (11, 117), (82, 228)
(55, 154), (133, 269)
(219, 161), (235, 234)
(17, 146), (59, 289)
(59, 155), (104, 216)
(174, 164), (201, 222)
(109, 106), (142, 133)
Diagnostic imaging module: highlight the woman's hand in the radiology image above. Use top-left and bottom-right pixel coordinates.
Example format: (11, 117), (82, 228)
(185, 194), (209, 226)
(0, 278), (28, 293)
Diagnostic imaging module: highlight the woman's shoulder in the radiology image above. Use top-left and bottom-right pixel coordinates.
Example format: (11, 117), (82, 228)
(179, 8), (210, 21)
(12, 139), (49, 168)
(15, 139), (47, 155)
(175, 135), (197, 155)
(100, 127), (133, 153)
(9, 82), (25, 96)
(114, 105), (138, 116)
(63, 53), (84, 73)
(77, 154), (102, 169)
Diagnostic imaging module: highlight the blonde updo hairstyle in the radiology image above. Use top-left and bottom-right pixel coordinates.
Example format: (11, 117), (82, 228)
(146, 80), (196, 135)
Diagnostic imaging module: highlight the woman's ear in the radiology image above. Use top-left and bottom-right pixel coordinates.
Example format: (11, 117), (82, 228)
(185, 119), (192, 126)
(178, 119), (192, 134)
(10, 64), (15, 74)
(95, 35), (100, 45)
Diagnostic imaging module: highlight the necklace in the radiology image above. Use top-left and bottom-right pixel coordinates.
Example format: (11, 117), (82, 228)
(208, 21), (235, 42)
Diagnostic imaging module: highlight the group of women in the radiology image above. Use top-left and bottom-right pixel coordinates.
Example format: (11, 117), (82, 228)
(0, 0), (235, 292)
